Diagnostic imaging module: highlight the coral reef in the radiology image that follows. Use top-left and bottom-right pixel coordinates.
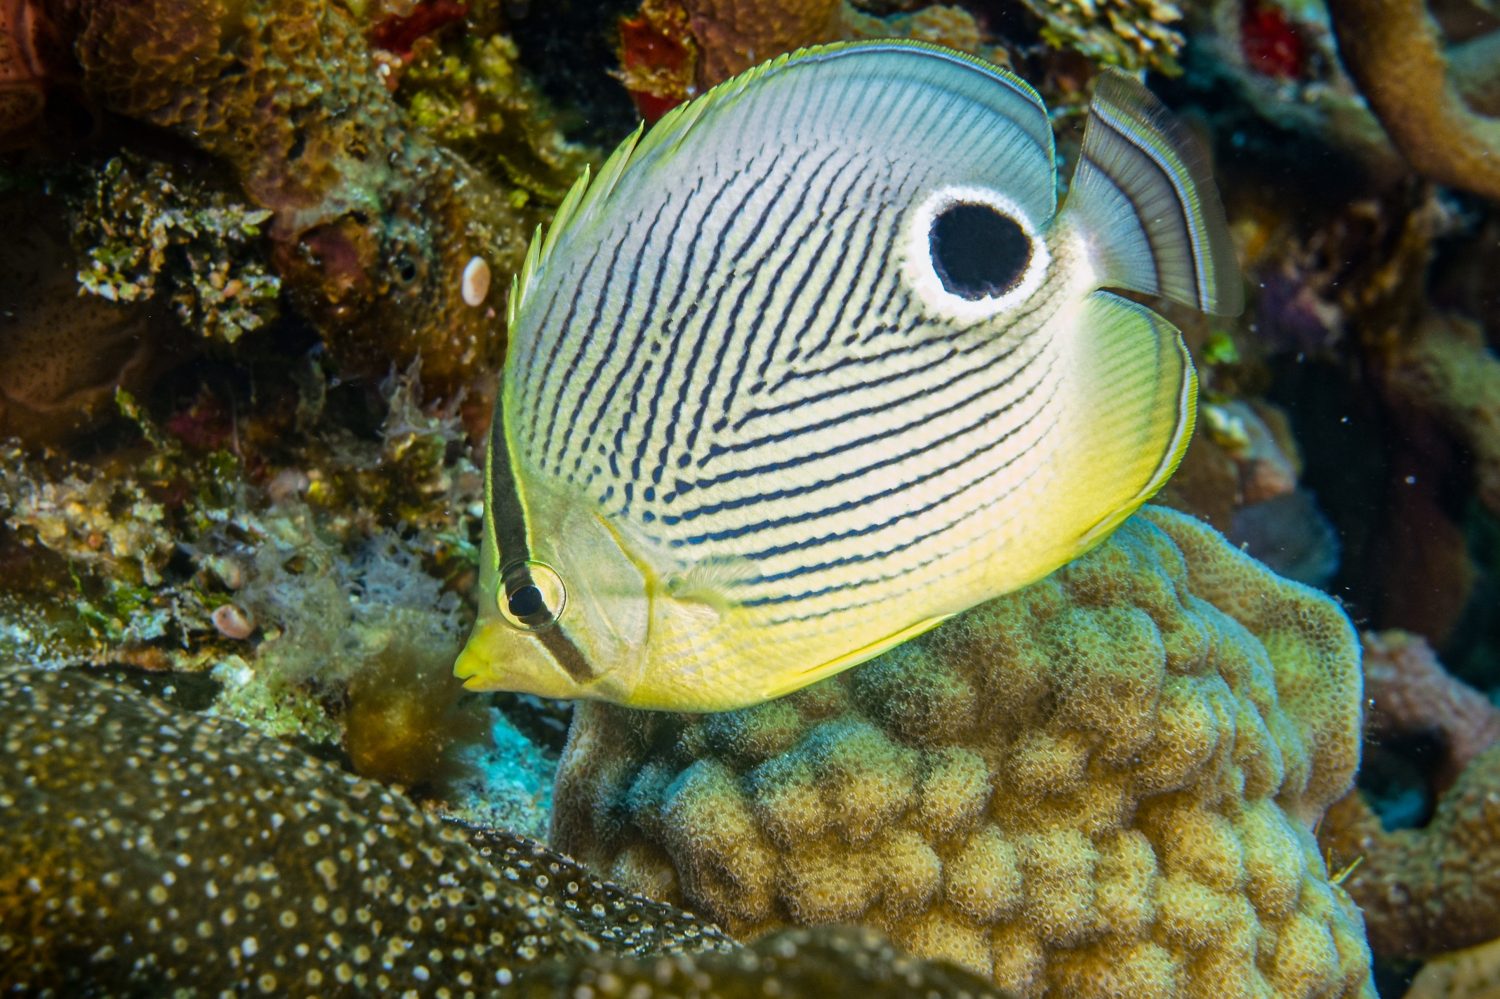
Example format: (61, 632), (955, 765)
(1326, 0), (1500, 203)
(1320, 745), (1500, 962)
(1361, 629), (1500, 793)
(63, 0), (535, 392)
(552, 507), (1374, 997)
(515, 924), (1011, 997)
(0, 364), (492, 789)
(0, 667), (731, 993)
(73, 153), (281, 345)
(1, 667), (1022, 996)
(0, 189), (169, 444)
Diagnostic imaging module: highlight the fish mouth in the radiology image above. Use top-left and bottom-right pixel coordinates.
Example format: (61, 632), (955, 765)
(451, 640), (492, 691)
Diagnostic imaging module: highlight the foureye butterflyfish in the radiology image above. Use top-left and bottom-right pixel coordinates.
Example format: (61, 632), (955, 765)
(455, 41), (1243, 711)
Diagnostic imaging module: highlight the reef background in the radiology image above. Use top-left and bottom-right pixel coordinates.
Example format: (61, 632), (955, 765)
(2, 0), (1499, 995)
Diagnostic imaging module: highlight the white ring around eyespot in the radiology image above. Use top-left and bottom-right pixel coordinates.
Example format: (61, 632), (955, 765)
(899, 184), (1050, 325)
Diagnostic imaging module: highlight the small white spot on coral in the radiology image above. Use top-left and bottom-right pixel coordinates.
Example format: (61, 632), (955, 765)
(212, 603), (256, 640)
(461, 256), (491, 308)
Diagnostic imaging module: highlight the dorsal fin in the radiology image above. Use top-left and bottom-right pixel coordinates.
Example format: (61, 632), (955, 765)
(507, 41), (1059, 325)
(1061, 69), (1243, 316)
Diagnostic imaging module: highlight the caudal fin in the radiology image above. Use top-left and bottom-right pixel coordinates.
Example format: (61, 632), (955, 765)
(1063, 70), (1243, 317)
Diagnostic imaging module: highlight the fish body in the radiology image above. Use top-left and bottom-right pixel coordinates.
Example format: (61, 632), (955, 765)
(457, 41), (1242, 711)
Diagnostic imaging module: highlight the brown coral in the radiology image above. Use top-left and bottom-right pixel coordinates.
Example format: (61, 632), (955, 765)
(0, 667), (732, 994)
(1405, 935), (1500, 999)
(65, 0), (531, 393)
(1320, 745), (1500, 962)
(0, 196), (165, 444)
(1326, 0), (1500, 203)
(552, 507), (1374, 997)
(1362, 629), (1500, 793)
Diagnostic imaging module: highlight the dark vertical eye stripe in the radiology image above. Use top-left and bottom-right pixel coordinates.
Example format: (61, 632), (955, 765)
(487, 398), (596, 683)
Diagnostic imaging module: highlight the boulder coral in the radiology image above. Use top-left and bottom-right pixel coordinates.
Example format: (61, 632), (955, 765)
(552, 506), (1374, 997)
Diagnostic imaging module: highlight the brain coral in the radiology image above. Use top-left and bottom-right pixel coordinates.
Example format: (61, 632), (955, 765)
(552, 506), (1374, 998)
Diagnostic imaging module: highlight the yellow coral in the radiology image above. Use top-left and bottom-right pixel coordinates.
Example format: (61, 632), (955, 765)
(552, 508), (1373, 997)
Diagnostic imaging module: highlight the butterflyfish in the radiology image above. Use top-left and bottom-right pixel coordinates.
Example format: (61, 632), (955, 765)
(456, 41), (1243, 711)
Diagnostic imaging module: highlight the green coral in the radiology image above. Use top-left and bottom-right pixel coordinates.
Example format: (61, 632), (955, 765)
(552, 508), (1374, 997)
(0, 668), (733, 994)
(72, 155), (281, 344)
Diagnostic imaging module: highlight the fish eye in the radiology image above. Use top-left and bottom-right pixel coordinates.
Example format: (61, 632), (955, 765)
(498, 560), (567, 631)
(393, 253), (419, 284)
(928, 202), (1032, 300)
(902, 185), (1049, 323)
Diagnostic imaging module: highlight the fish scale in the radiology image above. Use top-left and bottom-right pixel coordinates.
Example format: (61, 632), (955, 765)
(457, 41), (1242, 710)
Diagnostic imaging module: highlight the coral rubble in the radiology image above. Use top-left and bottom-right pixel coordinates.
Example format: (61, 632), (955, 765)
(551, 507), (1374, 997)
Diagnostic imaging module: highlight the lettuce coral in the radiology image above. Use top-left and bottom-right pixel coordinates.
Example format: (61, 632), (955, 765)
(552, 507), (1374, 997)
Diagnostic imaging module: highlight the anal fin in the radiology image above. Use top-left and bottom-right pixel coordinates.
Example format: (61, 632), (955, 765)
(1067, 290), (1198, 551)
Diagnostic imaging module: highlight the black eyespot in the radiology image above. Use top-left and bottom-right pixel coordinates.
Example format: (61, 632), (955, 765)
(497, 560), (566, 631)
(394, 254), (418, 284)
(929, 202), (1032, 300)
(507, 584), (544, 618)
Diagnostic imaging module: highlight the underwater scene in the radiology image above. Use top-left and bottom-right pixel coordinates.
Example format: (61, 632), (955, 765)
(1, 0), (1499, 996)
